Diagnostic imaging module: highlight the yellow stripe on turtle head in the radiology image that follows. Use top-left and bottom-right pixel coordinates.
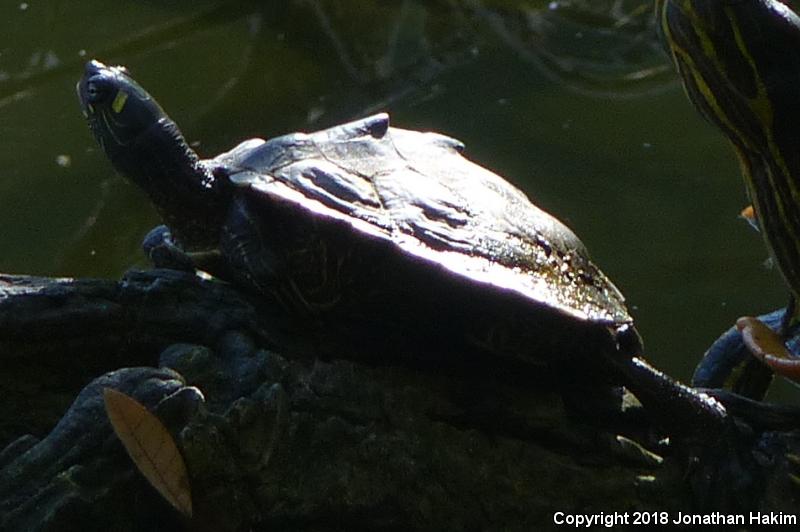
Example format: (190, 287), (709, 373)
(112, 90), (129, 114)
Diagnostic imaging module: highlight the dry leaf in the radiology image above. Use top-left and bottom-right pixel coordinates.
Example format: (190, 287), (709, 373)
(103, 387), (193, 517)
(737, 316), (800, 382)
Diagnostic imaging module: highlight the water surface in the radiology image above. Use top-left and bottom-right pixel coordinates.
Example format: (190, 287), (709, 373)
(0, 1), (789, 394)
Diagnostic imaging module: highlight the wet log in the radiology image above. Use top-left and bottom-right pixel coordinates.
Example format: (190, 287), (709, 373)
(0, 269), (795, 531)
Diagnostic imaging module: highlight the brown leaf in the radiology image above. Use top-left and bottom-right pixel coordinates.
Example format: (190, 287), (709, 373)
(737, 316), (800, 382)
(103, 387), (193, 517)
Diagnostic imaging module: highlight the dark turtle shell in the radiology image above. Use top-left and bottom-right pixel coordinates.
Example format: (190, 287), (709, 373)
(210, 113), (630, 327)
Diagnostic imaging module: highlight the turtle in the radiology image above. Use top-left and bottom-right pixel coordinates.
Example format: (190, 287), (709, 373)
(657, 0), (800, 397)
(77, 59), (726, 431)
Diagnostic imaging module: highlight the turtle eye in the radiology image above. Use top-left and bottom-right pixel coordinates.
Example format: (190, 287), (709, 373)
(85, 77), (112, 104)
(86, 82), (101, 101)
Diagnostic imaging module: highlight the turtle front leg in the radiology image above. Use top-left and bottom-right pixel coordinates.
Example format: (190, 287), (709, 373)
(143, 225), (196, 271)
(143, 224), (232, 280)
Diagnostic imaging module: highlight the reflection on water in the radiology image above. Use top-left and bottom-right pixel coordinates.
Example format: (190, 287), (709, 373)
(476, 0), (671, 97)
(0, 0), (789, 391)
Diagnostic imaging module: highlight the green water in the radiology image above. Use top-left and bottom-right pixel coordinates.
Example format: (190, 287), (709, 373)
(0, 1), (789, 390)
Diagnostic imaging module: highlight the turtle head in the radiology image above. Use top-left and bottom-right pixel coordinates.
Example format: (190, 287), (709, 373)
(78, 60), (171, 161)
(78, 60), (224, 250)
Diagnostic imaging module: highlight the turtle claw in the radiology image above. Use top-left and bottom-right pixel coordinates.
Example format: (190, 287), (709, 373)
(738, 316), (800, 382)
